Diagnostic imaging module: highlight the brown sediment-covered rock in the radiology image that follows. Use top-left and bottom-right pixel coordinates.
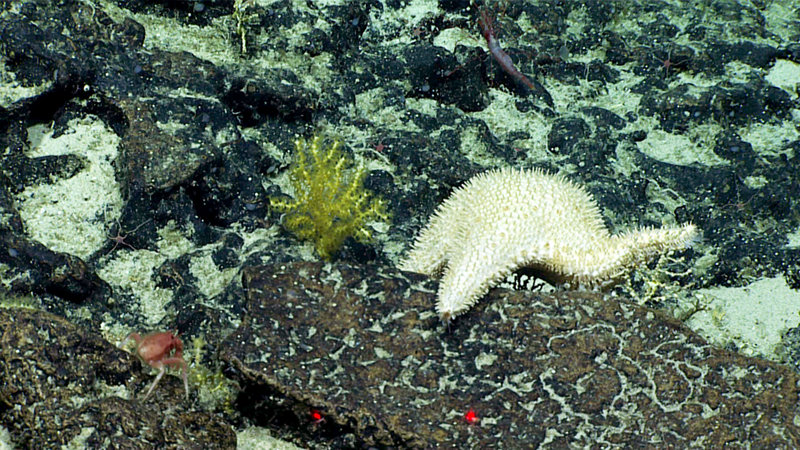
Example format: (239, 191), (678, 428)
(0, 308), (235, 449)
(222, 262), (800, 448)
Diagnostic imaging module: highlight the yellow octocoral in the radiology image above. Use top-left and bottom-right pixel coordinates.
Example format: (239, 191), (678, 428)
(188, 336), (236, 414)
(270, 135), (389, 259)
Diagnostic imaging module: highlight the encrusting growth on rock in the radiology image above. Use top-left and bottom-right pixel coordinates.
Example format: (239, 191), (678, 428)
(400, 167), (699, 323)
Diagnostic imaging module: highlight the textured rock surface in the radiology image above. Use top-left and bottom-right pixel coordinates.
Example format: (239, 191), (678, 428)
(0, 308), (235, 449)
(222, 262), (800, 447)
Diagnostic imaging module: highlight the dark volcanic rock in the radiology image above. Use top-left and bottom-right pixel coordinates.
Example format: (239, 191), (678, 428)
(221, 262), (800, 448)
(0, 230), (109, 302)
(0, 308), (235, 449)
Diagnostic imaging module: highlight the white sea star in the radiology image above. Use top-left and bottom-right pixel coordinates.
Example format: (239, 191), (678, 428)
(400, 167), (699, 322)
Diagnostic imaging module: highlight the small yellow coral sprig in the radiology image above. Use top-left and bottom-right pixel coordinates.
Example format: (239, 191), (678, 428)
(270, 135), (389, 259)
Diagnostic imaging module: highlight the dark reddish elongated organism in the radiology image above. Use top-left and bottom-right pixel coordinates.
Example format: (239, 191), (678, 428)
(477, 8), (535, 90)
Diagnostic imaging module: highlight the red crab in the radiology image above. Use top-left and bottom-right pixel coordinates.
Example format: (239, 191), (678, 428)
(122, 330), (189, 400)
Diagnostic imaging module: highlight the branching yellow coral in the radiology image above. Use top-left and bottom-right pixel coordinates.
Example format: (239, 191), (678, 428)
(270, 135), (389, 259)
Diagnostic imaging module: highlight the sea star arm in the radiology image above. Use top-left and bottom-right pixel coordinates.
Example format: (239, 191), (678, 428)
(399, 189), (475, 275)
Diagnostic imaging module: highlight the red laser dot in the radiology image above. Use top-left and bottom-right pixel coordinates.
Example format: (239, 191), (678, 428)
(465, 409), (478, 424)
(310, 409), (324, 423)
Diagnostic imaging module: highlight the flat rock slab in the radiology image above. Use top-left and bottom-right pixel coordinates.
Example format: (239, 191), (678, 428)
(221, 262), (800, 447)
